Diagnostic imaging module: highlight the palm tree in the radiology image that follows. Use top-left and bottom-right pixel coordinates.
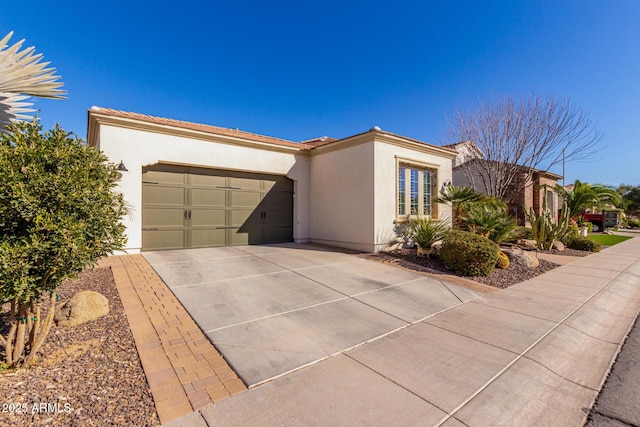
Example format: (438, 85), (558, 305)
(555, 180), (622, 219)
(0, 31), (66, 131)
(434, 185), (484, 227)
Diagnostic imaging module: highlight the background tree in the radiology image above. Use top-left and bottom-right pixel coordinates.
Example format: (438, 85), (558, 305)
(617, 184), (640, 216)
(0, 120), (126, 367)
(0, 31), (65, 131)
(555, 179), (622, 219)
(444, 94), (602, 204)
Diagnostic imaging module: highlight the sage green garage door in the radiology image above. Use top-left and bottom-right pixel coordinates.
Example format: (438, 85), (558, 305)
(142, 165), (293, 250)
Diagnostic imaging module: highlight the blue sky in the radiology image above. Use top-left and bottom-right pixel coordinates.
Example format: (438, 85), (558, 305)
(2, 0), (639, 186)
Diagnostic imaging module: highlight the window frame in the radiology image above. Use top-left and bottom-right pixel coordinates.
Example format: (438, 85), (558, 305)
(396, 157), (439, 220)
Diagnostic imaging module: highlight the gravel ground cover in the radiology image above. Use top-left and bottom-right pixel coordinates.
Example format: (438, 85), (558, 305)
(382, 246), (590, 289)
(0, 268), (159, 427)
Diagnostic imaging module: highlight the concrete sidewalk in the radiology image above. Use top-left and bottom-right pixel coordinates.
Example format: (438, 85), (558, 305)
(163, 236), (640, 427)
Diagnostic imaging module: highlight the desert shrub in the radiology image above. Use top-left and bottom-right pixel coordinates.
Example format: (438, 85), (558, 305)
(440, 230), (499, 276)
(496, 251), (510, 269)
(509, 226), (533, 241)
(567, 237), (601, 252)
(560, 223), (580, 244)
(403, 217), (450, 250)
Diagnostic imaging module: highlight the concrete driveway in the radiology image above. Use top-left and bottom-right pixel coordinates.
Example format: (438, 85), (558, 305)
(143, 243), (485, 386)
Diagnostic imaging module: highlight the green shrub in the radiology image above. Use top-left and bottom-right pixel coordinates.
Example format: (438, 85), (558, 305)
(0, 121), (126, 367)
(403, 217), (450, 251)
(440, 230), (499, 276)
(510, 226), (533, 241)
(628, 218), (640, 229)
(567, 237), (601, 252)
(584, 222), (593, 233)
(496, 251), (510, 269)
(561, 223), (580, 244)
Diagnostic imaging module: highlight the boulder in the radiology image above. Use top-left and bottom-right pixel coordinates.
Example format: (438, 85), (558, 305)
(431, 240), (443, 257)
(552, 240), (565, 251)
(502, 247), (540, 268)
(518, 239), (539, 249)
(55, 291), (109, 327)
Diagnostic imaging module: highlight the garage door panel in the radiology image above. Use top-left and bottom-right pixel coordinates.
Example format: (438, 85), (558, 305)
(264, 226), (293, 243)
(231, 191), (261, 208)
(144, 186), (185, 205)
(143, 170), (185, 185)
(190, 228), (226, 247)
(143, 229), (185, 250)
(229, 176), (262, 190)
(263, 191), (293, 208)
(143, 207), (185, 227)
(190, 208), (226, 227)
(191, 188), (226, 207)
(190, 173), (226, 187)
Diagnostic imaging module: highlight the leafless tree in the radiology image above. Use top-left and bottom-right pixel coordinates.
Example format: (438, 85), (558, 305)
(444, 94), (602, 203)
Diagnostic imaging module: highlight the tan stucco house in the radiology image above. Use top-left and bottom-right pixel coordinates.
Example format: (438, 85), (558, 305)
(87, 107), (456, 253)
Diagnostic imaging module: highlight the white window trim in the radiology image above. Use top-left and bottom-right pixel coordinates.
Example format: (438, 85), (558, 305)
(396, 159), (438, 221)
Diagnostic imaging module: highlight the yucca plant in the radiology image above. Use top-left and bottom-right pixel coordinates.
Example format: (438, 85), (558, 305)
(403, 217), (450, 256)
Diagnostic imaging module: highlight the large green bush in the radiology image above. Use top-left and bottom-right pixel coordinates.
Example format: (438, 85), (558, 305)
(567, 237), (601, 252)
(0, 120), (127, 367)
(440, 230), (499, 276)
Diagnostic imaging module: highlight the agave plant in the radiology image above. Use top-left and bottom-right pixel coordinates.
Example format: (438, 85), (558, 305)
(0, 31), (66, 131)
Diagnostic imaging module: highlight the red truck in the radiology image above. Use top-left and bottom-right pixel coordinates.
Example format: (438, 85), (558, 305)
(581, 210), (620, 232)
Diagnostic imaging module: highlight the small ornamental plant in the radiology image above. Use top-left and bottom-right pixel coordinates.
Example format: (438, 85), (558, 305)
(0, 120), (126, 367)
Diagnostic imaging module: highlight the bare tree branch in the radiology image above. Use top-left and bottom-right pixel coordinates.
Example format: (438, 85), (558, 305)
(445, 94), (602, 202)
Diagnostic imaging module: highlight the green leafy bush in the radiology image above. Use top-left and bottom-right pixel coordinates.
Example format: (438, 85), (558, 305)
(628, 218), (640, 229)
(440, 230), (499, 276)
(0, 120), (126, 367)
(567, 237), (601, 252)
(561, 223), (580, 244)
(403, 217), (450, 251)
(509, 226), (533, 242)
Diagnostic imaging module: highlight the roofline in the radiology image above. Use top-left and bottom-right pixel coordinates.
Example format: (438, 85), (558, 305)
(87, 107), (457, 159)
(87, 107), (304, 154)
(453, 158), (564, 180)
(310, 129), (458, 158)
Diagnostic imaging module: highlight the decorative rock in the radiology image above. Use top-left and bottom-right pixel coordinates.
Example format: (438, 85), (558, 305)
(519, 239), (539, 249)
(552, 240), (565, 251)
(431, 241), (443, 256)
(55, 291), (109, 327)
(502, 247), (540, 268)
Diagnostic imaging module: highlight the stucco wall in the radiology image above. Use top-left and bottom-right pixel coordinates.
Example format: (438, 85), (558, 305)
(309, 142), (375, 252)
(374, 141), (453, 252)
(96, 125), (310, 253)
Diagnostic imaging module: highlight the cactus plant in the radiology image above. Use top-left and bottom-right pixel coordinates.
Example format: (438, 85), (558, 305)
(525, 188), (570, 250)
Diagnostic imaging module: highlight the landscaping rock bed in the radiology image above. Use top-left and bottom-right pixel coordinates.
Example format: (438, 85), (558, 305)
(382, 246), (590, 289)
(0, 268), (159, 427)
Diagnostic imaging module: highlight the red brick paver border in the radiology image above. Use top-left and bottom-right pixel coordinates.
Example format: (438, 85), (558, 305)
(99, 255), (247, 424)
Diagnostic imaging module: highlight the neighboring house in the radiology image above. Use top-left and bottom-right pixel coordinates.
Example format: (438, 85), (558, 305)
(87, 107), (456, 253)
(446, 142), (562, 224)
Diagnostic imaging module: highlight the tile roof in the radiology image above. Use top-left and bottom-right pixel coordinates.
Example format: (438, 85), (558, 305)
(89, 107), (304, 149)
